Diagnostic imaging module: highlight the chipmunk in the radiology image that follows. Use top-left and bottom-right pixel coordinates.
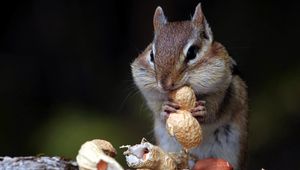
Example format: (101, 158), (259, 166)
(131, 3), (248, 170)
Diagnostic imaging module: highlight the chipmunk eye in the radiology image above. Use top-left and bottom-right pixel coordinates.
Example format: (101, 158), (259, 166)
(150, 50), (154, 63)
(186, 45), (199, 61)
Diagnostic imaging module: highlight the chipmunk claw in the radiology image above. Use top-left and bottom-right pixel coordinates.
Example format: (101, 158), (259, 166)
(160, 101), (180, 120)
(191, 100), (207, 123)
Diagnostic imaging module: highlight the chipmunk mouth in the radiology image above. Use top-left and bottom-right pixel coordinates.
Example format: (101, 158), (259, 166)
(157, 82), (185, 93)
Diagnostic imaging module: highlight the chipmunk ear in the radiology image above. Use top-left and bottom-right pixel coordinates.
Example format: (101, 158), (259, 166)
(192, 3), (213, 42)
(153, 6), (167, 32)
(192, 3), (204, 27)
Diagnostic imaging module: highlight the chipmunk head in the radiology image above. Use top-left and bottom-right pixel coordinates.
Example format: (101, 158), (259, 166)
(132, 3), (234, 96)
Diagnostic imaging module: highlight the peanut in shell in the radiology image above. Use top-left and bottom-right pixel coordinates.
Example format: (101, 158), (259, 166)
(166, 110), (202, 150)
(169, 86), (196, 110)
(166, 86), (202, 150)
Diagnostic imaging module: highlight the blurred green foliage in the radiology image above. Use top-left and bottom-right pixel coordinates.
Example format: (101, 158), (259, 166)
(29, 105), (152, 166)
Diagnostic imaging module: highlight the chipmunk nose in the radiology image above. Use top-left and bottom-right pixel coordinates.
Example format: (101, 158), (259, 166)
(160, 77), (175, 91)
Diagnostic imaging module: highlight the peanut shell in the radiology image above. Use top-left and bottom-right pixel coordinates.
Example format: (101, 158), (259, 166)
(167, 86), (202, 150)
(76, 139), (123, 170)
(169, 86), (196, 110)
(166, 110), (202, 150)
(91, 139), (117, 158)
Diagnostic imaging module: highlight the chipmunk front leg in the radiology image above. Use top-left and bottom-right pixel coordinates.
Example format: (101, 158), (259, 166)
(190, 100), (207, 123)
(160, 101), (180, 121)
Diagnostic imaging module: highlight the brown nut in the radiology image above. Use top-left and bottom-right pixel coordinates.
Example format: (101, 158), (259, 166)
(169, 86), (196, 110)
(97, 160), (108, 170)
(166, 110), (202, 150)
(192, 158), (233, 170)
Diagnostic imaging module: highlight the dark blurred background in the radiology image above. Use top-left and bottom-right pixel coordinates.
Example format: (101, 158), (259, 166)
(0, 0), (299, 169)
